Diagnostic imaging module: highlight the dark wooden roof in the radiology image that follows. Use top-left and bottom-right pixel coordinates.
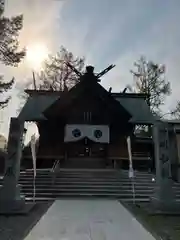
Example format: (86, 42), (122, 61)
(18, 71), (155, 124)
(18, 92), (60, 121)
(43, 76), (131, 121)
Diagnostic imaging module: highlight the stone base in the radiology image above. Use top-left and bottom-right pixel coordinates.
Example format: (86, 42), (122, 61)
(148, 196), (180, 215)
(0, 183), (35, 215)
(148, 178), (180, 214)
(0, 200), (35, 215)
(0, 182), (24, 200)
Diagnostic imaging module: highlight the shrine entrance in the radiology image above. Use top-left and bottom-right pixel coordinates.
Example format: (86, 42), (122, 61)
(62, 139), (107, 168)
(62, 124), (109, 168)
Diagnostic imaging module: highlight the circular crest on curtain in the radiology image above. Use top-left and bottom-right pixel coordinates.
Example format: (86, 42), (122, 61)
(94, 129), (103, 139)
(72, 128), (81, 138)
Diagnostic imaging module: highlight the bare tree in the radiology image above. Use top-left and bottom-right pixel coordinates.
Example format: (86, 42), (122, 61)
(171, 101), (180, 119)
(129, 56), (171, 115)
(17, 46), (85, 113)
(38, 46), (85, 91)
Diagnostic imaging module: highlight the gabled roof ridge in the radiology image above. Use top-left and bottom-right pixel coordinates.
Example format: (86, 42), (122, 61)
(111, 92), (148, 98)
(25, 89), (62, 96)
(25, 89), (148, 99)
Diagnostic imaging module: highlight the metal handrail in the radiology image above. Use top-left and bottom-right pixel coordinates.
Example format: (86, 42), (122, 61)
(51, 159), (59, 173)
(51, 160), (56, 173)
(51, 159), (60, 185)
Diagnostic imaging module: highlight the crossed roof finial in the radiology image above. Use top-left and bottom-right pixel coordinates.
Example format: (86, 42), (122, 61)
(65, 62), (115, 82)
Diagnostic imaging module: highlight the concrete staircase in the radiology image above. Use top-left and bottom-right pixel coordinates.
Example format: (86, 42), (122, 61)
(1, 169), (180, 203)
(9, 169), (157, 202)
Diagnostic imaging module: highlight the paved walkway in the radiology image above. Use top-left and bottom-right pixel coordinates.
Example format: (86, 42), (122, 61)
(25, 200), (155, 240)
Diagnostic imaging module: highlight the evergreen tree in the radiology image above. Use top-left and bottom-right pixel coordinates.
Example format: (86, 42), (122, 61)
(0, 0), (25, 108)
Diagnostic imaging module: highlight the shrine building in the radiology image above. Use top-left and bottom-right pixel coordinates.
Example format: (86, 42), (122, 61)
(19, 65), (155, 169)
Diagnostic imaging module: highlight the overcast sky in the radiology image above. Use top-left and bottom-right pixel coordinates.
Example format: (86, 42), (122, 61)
(1, 0), (180, 140)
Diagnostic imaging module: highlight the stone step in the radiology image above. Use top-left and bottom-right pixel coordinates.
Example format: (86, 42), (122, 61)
(18, 186), (156, 192)
(21, 175), (153, 179)
(20, 172), (154, 178)
(18, 176), (154, 181)
(21, 170), (153, 174)
(19, 171), (154, 176)
(17, 180), (155, 185)
(18, 175), (155, 180)
(19, 188), (180, 195)
(0, 177), (156, 183)
(0, 183), (156, 189)
(24, 197), (150, 203)
(19, 187), (180, 198)
(19, 187), (154, 192)
(24, 168), (152, 174)
(9, 183), (156, 191)
(21, 192), (152, 198)
(16, 181), (156, 186)
(3, 175), (156, 180)
(13, 185), (180, 193)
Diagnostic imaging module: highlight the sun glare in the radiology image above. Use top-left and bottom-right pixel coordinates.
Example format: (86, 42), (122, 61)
(26, 43), (49, 70)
